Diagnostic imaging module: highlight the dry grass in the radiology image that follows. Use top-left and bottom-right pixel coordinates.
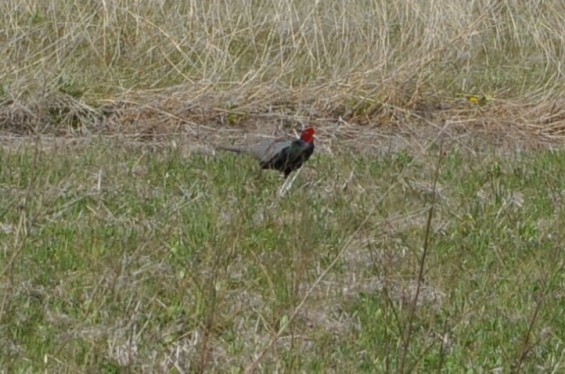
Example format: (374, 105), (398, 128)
(1, 0), (565, 141)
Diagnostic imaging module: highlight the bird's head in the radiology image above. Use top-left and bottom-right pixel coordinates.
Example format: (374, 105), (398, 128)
(300, 128), (315, 143)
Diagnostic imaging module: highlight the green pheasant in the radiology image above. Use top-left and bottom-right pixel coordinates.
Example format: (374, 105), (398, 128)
(219, 128), (315, 179)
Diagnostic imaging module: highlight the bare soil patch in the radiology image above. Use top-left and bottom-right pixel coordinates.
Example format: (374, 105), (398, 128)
(2, 94), (564, 156)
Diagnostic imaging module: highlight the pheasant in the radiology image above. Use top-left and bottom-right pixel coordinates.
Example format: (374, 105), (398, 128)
(218, 128), (315, 179)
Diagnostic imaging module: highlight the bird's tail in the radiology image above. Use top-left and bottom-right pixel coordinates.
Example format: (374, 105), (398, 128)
(217, 145), (249, 154)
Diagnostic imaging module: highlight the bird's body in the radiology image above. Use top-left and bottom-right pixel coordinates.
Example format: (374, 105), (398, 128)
(219, 128), (315, 178)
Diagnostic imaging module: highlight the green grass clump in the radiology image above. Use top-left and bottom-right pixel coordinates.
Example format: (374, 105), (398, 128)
(1, 140), (564, 371)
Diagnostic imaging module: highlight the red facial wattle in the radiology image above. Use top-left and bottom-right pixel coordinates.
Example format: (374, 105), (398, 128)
(301, 128), (315, 143)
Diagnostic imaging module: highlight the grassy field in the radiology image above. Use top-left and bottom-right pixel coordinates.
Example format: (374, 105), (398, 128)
(1, 137), (564, 372)
(2, 0), (565, 372)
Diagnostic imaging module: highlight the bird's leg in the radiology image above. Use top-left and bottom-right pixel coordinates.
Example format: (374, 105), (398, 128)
(277, 178), (291, 197)
(278, 167), (302, 197)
